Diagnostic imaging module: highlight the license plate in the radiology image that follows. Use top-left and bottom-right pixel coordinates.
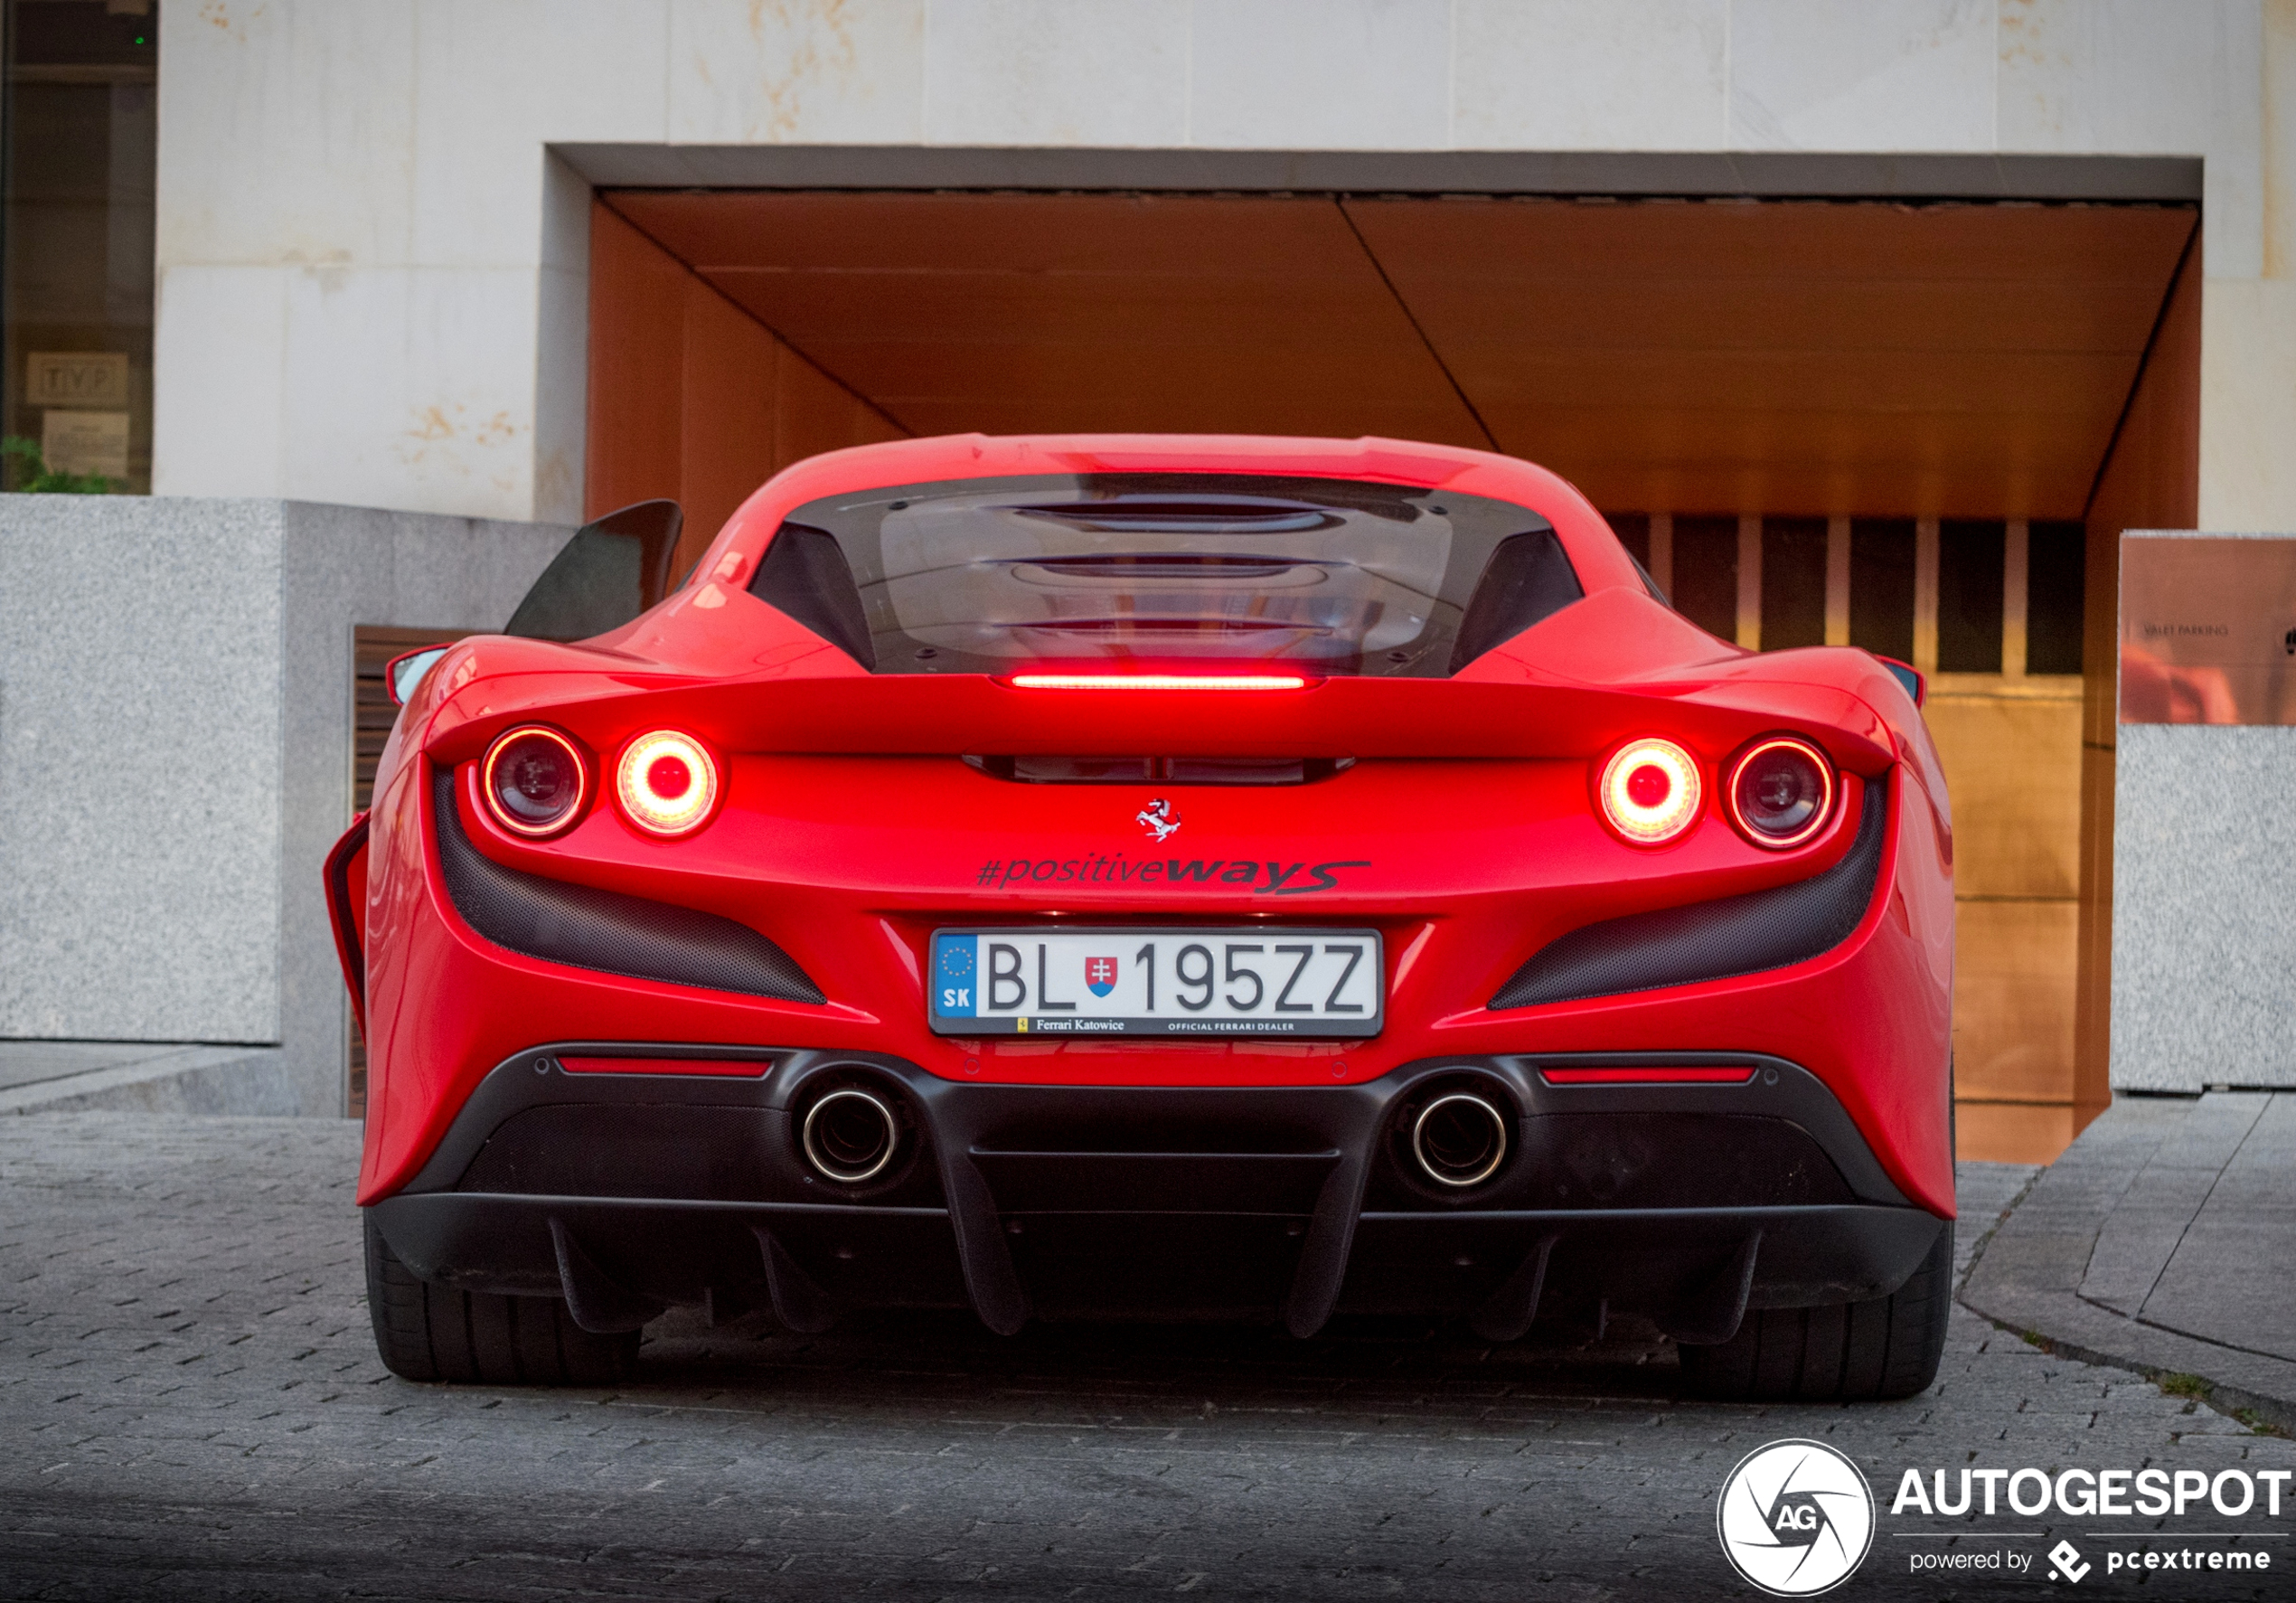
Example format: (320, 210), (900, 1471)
(928, 928), (1384, 1038)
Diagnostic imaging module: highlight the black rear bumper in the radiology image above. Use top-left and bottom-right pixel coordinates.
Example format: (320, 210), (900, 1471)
(368, 1045), (1946, 1344)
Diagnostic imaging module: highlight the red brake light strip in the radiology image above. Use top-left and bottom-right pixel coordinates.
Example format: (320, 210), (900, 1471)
(1539, 1066), (1758, 1085)
(1006, 674), (1313, 691)
(559, 1056), (768, 1078)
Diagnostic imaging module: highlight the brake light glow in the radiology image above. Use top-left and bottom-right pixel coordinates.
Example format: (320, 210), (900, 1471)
(1597, 737), (1702, 844)
(1006, 674), (1313, 692)
(616, 731), (720, 837)
(479, 725), (588, 839)
(559, 1056), (767, 1078)
(1540, 1066), (1757, 1085)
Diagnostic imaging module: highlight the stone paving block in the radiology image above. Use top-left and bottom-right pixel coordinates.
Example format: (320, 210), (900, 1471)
(2141, 1094), (2296, 1361)
(1964, 1092), (2296, 1449)
(2081, 1093), (2269, 1315)
(4, 1114), (2294, 1600)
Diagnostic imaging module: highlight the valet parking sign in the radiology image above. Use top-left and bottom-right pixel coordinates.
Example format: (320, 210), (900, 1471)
(1716, 1439), (2290, 1593)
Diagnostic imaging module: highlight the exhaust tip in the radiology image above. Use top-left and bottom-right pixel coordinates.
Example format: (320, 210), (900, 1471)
(801, 1086), (900, 1183)
(1410, 1091), (1510, 1188)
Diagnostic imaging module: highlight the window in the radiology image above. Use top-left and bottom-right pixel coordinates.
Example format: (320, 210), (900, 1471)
(2027, 520), (2086, 675)
(1761, 516), (1828, 650)
(1937, 520), (2006, 673)
(1, 1), (158, 493)
(1671, 514), (1739, 641)
(753, 474), (1582, 677)
(1849, 518), (1915, 664)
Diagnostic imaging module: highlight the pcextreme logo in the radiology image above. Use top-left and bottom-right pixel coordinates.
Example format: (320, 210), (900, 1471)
(1717, 1438), (1877, 1597)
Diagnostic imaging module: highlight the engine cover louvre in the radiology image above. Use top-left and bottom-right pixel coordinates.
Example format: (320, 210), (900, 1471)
(431, 768), (824, 1004)
(1489, 777), (1889, 1010)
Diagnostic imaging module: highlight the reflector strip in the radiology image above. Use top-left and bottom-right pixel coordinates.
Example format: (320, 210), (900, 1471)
(559, 1056), (768, 1077)
(1539, 1066), (1757, 1085)
(1006, 674), (1313, 691)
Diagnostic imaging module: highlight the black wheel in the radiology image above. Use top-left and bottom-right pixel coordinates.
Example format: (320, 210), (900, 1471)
(362, 1212), (640, 1386)
(1679, 1220), (1953, 1402)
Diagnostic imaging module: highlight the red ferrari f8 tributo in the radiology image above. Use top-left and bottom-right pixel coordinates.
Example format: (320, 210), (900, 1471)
(327, 434), (1955, 1399)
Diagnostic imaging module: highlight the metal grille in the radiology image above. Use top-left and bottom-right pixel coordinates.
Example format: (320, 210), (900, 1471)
(430, 768), (825, 1004)
(1490, 776), (1889, 1010)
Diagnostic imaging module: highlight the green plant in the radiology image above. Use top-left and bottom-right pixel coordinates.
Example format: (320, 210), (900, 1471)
(2157, 1372), (2213, 1400)
(2, 436), (115, 494)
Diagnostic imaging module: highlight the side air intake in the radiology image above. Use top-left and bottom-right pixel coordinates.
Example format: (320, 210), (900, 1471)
(431, 768), (824, 1004)
(1490, 777), (1889, 1010)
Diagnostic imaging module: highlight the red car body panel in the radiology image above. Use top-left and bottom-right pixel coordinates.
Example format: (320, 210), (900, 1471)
(336, 435), (1956, 1239)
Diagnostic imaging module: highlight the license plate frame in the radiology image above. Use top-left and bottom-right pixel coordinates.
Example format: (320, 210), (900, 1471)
(927, 927), (1385, 1038)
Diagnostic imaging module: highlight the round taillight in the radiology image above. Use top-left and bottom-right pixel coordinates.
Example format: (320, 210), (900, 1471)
(1727, 736), (1836, 849)
(616, 731), (720, 837)
(1598, 738), (1702, 845)
(481, 726), (588, 838)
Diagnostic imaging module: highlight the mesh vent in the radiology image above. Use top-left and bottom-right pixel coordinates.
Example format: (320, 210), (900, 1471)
(1490, 777), (1889, 1011)
(431, 768), (825, 1004)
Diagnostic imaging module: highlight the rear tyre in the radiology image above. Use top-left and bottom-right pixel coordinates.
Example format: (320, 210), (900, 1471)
(1678, 1220), (1953, 1402)
(362, 1212), (640, 1386)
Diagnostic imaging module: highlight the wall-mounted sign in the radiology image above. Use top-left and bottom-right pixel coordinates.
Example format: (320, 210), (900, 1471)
(28, 352), (130, 409)
(41, 410), (131, 481)
(2120, 534), (2296, 725)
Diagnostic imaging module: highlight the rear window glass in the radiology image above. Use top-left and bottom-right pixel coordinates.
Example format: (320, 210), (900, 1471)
(749, 473), (1579, 677)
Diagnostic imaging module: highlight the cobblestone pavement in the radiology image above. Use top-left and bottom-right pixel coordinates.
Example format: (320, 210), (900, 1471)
(4, 1117), (2292, 1601)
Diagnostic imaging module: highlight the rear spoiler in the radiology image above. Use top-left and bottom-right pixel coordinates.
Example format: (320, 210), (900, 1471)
(414, 670), (1905, 776)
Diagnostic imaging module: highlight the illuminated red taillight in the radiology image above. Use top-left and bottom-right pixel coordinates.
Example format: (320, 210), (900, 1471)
(1726, 735), (1835, 849)
(480, 725), (588, 839)
(1597, 737), (1702, 845)
(616, 730), (720, 837)
(1540, 1066), (1756, 1085)
(1005, 674), (1313, 691)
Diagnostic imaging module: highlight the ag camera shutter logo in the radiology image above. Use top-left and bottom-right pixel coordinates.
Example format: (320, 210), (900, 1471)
(1717, 1438), (1876, 1596)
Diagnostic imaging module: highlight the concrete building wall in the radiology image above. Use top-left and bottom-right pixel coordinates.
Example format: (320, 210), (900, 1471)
(2114, 722), (2296, 1091)
(2112, 525), (2296, 1095)
(149, 0), (2296, 535)
(0, 498), (566, 1114)
(0, 497), (284, 1043)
